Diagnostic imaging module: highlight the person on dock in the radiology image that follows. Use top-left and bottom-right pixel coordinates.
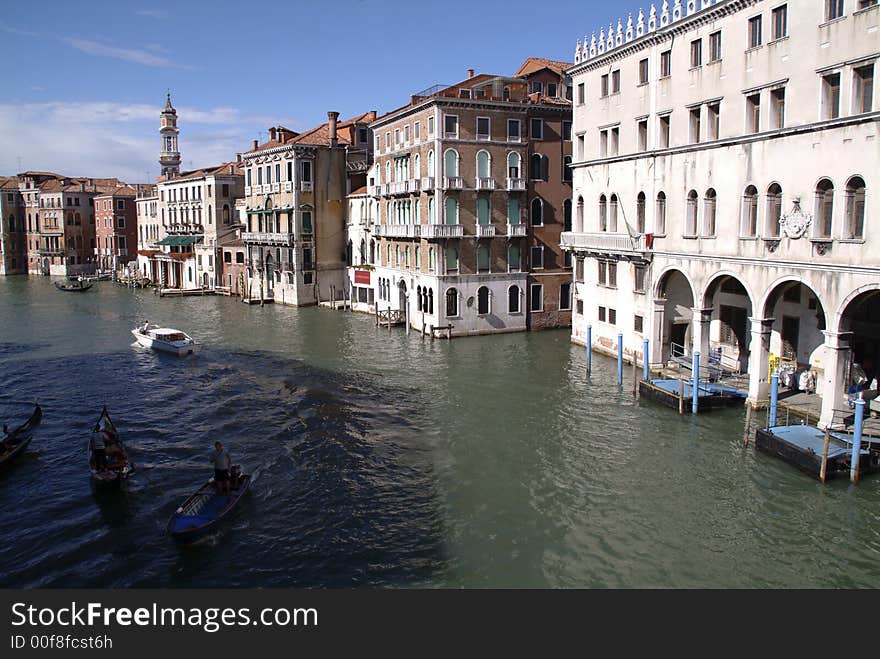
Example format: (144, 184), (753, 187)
(211, 441), (232, 494)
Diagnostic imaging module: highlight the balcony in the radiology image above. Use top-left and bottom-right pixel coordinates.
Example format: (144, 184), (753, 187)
(421, 177), (435, 192)
(507, 224), (527, 237)
(423, 224), (464, 239)
(374, 224), (421, 238)
(301, 181), (313, 192)
(245, 186), (251, 195)
(506, 178), (526, 191)
(38, 247), (63, 256)
(242, 232), (296, 246)
(368, 186), (382, 197)
(408, 178), (420, 193)
(388, 181), (409, 196)
(443, 177), (464, 190)
(284, 181), (293, 192)
(476, 225), (496, 238)
(561, 232), (648, 256)
(272, 183), (280, 193)
(476, 178), (496, 191)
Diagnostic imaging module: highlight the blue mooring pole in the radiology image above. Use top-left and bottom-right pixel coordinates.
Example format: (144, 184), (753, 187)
(617, 333), (623, 387)
(691, 351), (700, 415)
(586, 325), (592, 374)
(850, 395), (866, 483)
(643, 338), (649, 382)
(769, 371), (779, 427)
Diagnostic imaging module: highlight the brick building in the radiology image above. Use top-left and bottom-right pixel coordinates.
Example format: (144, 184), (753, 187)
(0, 177), (25, 275)
(94, 186), (139, 273)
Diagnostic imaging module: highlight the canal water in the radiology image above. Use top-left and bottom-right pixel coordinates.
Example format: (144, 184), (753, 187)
(1, 276), (878, 588)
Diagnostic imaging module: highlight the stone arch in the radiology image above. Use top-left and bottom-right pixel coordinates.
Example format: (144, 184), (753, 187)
(759, 275), (828, 327)
(760, 276), (828, 371)
(702, 272), (756, 373)
(834, 284), (880, 333)
(655, 267), (697, 363)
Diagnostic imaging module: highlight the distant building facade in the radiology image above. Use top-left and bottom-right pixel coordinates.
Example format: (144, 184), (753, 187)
(0, 177), (25, 275)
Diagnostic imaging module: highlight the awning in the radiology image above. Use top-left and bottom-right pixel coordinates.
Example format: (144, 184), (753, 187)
(156, 236), (201, 246)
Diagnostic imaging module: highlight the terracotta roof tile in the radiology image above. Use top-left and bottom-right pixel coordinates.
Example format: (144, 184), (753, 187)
(514, 57), (572, 78)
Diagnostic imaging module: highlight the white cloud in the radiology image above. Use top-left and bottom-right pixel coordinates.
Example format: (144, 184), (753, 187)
(135, 9), (169, 19)
(0, 101), (292, 182)
(64, 38), (188, 69)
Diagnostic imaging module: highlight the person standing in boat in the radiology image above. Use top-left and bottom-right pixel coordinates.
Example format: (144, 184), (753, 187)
(211, 441), (232, 494)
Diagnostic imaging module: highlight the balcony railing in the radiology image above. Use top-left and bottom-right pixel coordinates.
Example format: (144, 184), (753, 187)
(476, 178), (496, 191)
(507, 224), (527, 237)
(423, 224), (464, 239)
(368, 186), (382, 197)
(476, 225), (496, 238)
(560, 232), (647, 254)
(242, 232), (296, 246)
(421, 177), (435, 192)
(284, 181), (293, 192)
(374, 224), (421, 238)
(301, 181), (313, 192)
(506, 178), (526, 191)
(443, 177), (464, 190)
(388, 181), (409, 196)
(408, 178), (420, 194)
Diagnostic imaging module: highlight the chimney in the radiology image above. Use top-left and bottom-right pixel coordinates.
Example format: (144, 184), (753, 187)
(228, 165), (234, 175)
(269, 126), (277, 141)
(467, 68), (475, 79)
(236, 153), (242, 163)
(328, 111), (339, 147)
(252, 139), (259, 150)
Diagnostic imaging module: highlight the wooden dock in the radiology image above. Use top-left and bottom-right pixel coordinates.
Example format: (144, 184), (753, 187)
(755, 424), (880, 480)
(158, 288), (216, 298)
(639, 378), (746, 413)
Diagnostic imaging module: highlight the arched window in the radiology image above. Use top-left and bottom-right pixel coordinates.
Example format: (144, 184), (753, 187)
(530, 154), (547, 180)
(766, 183), (782, 237)
(359, 239), (366, 264)
(445, 197), (458, 225)
(703, 188), (717, 236)
(404, 246), (410, 268)
(563, 155), (572, 182)
(845, 176), (866, 240)
(428, 288), (433, 314)
(446, 288), (459, 317)
(598, 194), (607, 231)
(576, 196), (584, 232)
(508, 285), (521, 313)
(507, 152), (521, 178)
(815, 179), (834, 238)
(427, 150), (435, 176)
(346, 240), (353, 266)
(742, 186), (758, 237)
(686, 190), (698, 236)
(564, 199), (572, 232)
(414, 153), (421, 178)
(531, 198), (543, 226)
(477, 197), (490, 225)
(222, 204), (230, 224)
(208, 206), (213, 224)
(477, 151), (490, 179)
(395, 245), (400, 266)
(416, 285), (423, 311)
(444, 149), (459, 177)
(385, 161), (391, 182)
(609, 194), (618, 232)
(477, 244), (490, 272)
(636, 192), (646, 233)
(369, 239), (375, 263)
(477, 286), (490, 315)
(415, 245), (420, 270)
(445, 246), (458, 273)
(428, 197), (435, 224)
(428, 246), (435, 271)
(508, 244), (521, 271)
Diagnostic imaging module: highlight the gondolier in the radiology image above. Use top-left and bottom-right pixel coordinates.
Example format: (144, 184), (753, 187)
(211, 441), (232, 494)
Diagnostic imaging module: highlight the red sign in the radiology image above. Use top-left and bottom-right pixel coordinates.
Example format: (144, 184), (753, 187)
(354, 270), (371, 285)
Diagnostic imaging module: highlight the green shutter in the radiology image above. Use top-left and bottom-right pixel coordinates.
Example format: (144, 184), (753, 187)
(508, 198), (520, 225)
(477, 198), (490, 225)
(445, 197), (457, 225)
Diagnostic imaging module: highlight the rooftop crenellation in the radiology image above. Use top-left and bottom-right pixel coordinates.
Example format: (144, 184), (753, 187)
(574, 0), (721, 64)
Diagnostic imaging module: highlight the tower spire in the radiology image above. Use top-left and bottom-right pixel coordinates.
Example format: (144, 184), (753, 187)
(159, 92), (180, 178)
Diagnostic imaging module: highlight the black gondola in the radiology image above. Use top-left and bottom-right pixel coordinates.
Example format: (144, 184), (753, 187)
(0, 403), (42, 470)
(166, 466), (251, 543)
(55, 280), (93, 292)
(89, 406), (133, 485)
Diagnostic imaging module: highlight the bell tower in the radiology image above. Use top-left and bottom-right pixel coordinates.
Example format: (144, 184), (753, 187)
(159, 93), (181, 178)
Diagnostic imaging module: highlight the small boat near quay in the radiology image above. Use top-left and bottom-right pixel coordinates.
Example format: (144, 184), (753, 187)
(0, 403), (42, 470)
(89, 406), (133, 486)
(54, 280), (92, 292)
(166, 466), (251, 544)
(131, 322), (198, 356)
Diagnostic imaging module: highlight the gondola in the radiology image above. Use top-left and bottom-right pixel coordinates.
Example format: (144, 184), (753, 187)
(0, 403), (42, 470)
(89, 406), (133, 485)
(55, 280), (93, 292)
(166, 466), (251, 543)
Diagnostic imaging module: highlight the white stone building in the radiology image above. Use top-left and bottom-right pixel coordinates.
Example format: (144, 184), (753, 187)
(345, 186), (377, 313)
(564, 0), (878, 428)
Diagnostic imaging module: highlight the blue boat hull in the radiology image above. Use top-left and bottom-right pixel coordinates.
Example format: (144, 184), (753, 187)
(167, 474), (250, 544)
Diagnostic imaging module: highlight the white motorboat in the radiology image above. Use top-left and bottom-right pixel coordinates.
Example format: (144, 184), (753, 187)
(131, 323), (198, 356)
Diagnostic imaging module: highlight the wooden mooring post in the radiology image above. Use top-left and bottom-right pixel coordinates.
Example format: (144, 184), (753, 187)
(742, 404), (753, 447)
(678, 379), (685, 415)
(632, 358), (638, 396)
(819, 426), (832, 483)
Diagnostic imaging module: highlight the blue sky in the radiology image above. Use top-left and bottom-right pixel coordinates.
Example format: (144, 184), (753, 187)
(0, 0), (646, 182)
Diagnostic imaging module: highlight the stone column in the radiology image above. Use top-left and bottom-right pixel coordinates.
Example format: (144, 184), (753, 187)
(747, 317), (774, 406)
(819, 331), (852, 429)
(651, 298), (666, 368)
(691, 307), (712, 365)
